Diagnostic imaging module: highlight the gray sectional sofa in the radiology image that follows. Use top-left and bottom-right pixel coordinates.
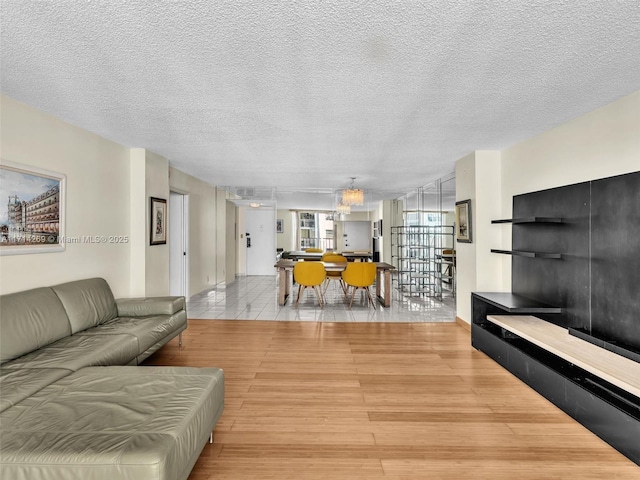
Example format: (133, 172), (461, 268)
(0, 277), (224, 480)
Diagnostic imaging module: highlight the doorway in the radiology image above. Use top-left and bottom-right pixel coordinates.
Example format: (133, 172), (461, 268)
(245, 208), (276, 275)
(169, 192), (189, 296)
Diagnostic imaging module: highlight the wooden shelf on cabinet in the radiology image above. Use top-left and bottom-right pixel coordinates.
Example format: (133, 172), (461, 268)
(491, 249), (562, 259)
(491, 217), (562, 224)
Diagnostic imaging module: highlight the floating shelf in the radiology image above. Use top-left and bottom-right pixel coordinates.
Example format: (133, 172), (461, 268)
(492, 217), (562, 224)
(491, 249), (562, 259)
(472, 292), (562, 314)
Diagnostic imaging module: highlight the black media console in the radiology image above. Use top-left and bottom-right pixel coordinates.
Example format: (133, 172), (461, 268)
(472, 293), (640, 465)
(471, 171), (640, 466)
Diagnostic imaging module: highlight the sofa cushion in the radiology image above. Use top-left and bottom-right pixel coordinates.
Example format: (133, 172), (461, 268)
(116, 296), (186, 317)
(0, 366), (225, 480)
(1, 334), (139, 371)
(0, 368), (72, 413)
(0, 287), (71, 364)
(75, 311), (187, 355)
(51, 278), (118, 333)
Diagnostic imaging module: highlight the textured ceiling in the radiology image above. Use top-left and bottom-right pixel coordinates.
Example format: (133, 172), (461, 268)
(2, 1), (640, 210)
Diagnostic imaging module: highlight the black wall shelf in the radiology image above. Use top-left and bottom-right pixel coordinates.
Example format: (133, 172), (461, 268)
(473, 292), (561, 314)
(491, 217), (562, 224)
(491, 249), (562, 259)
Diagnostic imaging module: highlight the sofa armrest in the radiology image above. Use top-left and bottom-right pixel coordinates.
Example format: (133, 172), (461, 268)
(115, 296), (186, 317)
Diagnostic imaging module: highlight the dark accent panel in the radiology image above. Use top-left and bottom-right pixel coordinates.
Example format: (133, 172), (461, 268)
(511, 182), (591, 330)
(590, 171), (640, 352)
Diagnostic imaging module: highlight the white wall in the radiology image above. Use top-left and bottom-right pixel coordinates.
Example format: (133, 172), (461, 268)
(339, 221), (372, 251)
(0, 95), (132, 297)
(455, 89), (640, 324)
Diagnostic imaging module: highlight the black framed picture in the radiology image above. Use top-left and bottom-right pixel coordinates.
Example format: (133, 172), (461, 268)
(455, 199), (472, 243)
(150, 197), (167, 245)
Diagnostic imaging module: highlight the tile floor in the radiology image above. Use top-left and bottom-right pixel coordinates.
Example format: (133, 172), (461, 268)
(187, 275), (456, 322)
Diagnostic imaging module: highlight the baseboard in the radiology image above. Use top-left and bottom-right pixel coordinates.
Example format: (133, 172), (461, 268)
(456, 316), (471, 332)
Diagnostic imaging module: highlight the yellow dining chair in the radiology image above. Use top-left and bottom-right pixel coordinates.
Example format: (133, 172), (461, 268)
(293, 261), (326, 307)
(341, 262), (377, 309)
(304, 248), (323, 253)
(321, 253), (348, 295)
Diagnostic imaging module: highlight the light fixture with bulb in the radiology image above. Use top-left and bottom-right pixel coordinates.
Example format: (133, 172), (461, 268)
(341, 177), (364, 206)
(336, 203), (351, 214)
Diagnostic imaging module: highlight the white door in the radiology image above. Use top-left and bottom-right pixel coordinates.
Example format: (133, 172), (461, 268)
(169, 192), (188, 296)
(245, 208), (276, 275)
(342, 221), (371, 251)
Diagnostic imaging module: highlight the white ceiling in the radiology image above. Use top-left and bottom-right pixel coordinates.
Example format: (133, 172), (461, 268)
(2, 1), (639, 211)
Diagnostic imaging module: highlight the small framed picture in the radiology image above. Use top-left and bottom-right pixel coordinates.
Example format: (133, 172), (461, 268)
(455, 199), (472, 243)
(276, 218), (284, 234)
(150, 197), (167, 245)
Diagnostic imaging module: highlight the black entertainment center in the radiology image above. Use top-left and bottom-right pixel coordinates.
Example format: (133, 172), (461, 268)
(471, 170), (640, 465)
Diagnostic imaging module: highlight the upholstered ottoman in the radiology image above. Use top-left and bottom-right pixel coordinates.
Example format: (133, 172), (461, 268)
(0, 366), (224, 480)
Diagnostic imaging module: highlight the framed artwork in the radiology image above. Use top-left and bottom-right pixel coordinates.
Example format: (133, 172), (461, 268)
(150, 197), (167, 245)
(0, 160), (66, 255)
(455, 199), (472, 243)
(276, 218), (284, 234)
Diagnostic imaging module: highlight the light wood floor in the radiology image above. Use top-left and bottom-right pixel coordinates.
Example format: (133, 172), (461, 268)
(145, 320), (639, 479)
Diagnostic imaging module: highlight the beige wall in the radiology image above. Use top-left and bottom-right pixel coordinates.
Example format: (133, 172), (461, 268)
(455, 152), (478, 323)
(225, 200), (236, 284)
(0, 96), (132, 297)
(275, 209), (295, 252)
(129, 148), (146, 296)
(169, 167), (223, 297)
(235, 206), (246, 275)
(382, 199), (403, 264)
(501, 90), (640, 201)
(455, 89), (640, 324)
(129, 147), (171, 297)
(0, 95), (228, 299)
(499, 90), (640, 289)
(216, 188), (227, 283)
(144, 150), (170, 296)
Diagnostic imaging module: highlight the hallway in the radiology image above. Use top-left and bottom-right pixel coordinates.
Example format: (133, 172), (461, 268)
(186, 275), (456, 322)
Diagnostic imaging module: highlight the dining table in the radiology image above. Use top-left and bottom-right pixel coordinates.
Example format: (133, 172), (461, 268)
(274, 259), (396, 307)
(282, 251), (373, 261)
